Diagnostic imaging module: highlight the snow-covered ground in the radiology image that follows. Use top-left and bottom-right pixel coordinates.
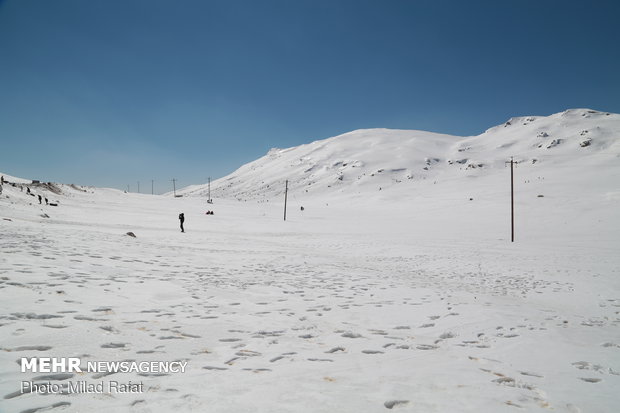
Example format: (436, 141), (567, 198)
(1, 109), (619, 412)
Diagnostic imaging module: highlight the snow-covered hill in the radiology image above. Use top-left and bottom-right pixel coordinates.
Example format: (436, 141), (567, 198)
(178, 109), (620, 202)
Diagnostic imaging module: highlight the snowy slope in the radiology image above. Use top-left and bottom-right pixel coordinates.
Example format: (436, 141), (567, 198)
(178, 109), (620, 203)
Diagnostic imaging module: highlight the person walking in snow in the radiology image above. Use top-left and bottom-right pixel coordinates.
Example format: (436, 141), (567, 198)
(38, 194), (42, 204)
(179, 212), (185, 232)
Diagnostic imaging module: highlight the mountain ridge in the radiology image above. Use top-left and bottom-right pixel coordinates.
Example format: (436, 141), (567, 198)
(177, 108), (620, 202)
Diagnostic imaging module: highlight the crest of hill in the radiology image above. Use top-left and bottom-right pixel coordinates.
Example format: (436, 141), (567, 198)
(177, 109), (620, 201)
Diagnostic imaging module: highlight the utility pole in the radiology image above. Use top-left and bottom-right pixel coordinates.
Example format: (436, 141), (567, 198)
(283, 180), (288, 221)
(208, 177), (212, 203)
(127, 184), (130, 193)
(151, 179), (154, 195)
(505, 157), (518, 242)
(172, 178), (177, 197)
(137, 181), (140, 193)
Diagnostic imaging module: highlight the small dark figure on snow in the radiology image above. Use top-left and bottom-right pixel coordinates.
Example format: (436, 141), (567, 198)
(300, 206), (304, 211)
(27, 187), (31, 194)
(179, 212), (185, 232)
(38, 194), (42, 204)
(45, 198), (49, 205)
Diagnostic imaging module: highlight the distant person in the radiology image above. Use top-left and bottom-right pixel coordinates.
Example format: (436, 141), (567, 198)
(179, 213), (185, 232)
(27, 187), (31, 195)
(38, 194), (42, 204)
(45, 197), (49, 205)
(0, 175), (4, 184)
(300, 206), (304, 211)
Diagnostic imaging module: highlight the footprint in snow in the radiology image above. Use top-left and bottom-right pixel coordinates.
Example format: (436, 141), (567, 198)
(32, 373), (74, 381)
(416, 344), (438, 350)
(15, 402), (71, 412)
(384, 400), (409, 409)
(579, 377), (602, 383)
(235, 350), (261, 357)
(101, 342), (128, 348)
(520, 371), (544, 378)
(203, 366), (228, 371)
(7, 345), (53, 352)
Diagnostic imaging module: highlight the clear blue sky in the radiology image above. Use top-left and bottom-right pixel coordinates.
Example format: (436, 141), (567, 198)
(1, 0), (618, 192)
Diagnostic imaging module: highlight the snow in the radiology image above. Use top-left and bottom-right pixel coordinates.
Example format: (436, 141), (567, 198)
(178, 109), (620, 206)
(1, 108), (619, 412)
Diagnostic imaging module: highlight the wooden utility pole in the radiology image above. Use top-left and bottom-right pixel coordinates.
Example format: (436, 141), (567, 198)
(172, 178), (177, 197)
(151, 179), (154, 195)
(283, 180), (289, 221)
(505, 157), (518, 242)
(208, 177), (212, 203)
